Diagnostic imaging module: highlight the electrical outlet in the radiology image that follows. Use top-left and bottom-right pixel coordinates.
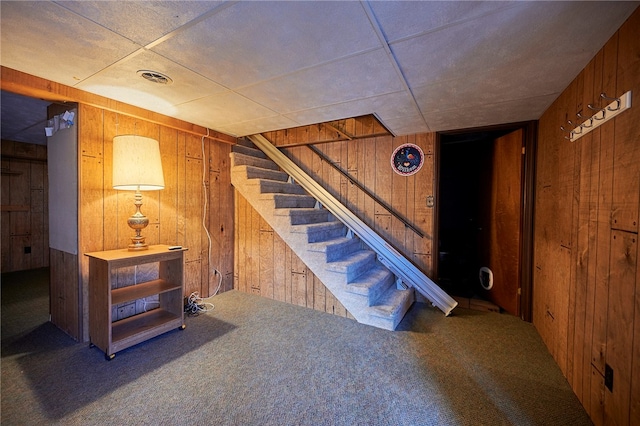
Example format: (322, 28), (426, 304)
(117, 303), (136, 320)
(426, 196), (434, 208)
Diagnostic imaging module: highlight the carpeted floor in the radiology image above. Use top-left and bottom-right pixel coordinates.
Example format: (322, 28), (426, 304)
(1, 268), (592, 425)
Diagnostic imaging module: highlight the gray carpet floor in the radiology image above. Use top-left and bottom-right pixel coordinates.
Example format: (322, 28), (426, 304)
(1, 268), (592, 425)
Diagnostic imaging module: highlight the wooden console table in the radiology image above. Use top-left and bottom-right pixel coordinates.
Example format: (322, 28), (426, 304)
(85, 245), (187, 360)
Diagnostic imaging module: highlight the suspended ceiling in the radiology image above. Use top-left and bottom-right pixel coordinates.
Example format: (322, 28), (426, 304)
(1, 1), (638, 145)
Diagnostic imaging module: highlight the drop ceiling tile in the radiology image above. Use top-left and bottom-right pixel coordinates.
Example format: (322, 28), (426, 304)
(370, 0), (513, 42)
(170, 91), (278, 131)
(0, 91), (49, 145)
(76, 50), (227, 113)
(56, 1), (224, 46)
(216, 115), (301, 138)
(0, 1), (140, 86)
(392, 1), (636, 90)
(284, 91), (421, 130)
(423, 94), (558, 132)
(413, 69), (556, 116)
(380, 115), (431, 137)
(237, 49), (404, 114)
(152, 1), (382, 89)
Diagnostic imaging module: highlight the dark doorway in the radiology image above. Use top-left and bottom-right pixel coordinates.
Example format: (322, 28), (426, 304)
(437, 127), (526, 316)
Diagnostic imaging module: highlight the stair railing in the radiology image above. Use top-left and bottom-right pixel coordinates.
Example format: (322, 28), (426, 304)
(248, 134), (458, 316)
(301, 144), (424, 238)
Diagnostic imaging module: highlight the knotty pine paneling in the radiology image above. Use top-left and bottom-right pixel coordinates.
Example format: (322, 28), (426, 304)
(282, 134), (436, 275)
(50, 248), (80, 340)
(1, 141), (49, 272)
(234, 191), (351, 318)
(78, 104), (234, 341)
(534, 8), (640, 426)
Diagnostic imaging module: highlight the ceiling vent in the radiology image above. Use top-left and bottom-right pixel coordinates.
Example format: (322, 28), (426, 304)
(137, 70), (173, 85)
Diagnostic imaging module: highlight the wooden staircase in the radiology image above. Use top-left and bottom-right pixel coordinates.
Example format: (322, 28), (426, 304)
(230, 140), (415, 330)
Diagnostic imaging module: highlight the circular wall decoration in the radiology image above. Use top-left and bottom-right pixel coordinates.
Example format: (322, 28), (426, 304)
(390, 143), (424, 176)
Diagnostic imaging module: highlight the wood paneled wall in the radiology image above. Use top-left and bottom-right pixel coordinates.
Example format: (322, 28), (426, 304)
(1, 140), (49, 272)
(78, 104), (235, 340)
(233, 133), (436, 315)
(534, 8), (639, 426)
(234, 193), (352, 318)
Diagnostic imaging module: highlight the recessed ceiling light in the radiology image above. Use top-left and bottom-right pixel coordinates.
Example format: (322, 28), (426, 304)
(137, 70), (173, 85)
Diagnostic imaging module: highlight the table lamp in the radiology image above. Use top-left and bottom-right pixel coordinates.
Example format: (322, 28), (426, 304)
(112, 135), (165, 251)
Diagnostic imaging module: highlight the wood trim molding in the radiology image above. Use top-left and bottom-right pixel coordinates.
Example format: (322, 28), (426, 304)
(0, 66), (236, 145)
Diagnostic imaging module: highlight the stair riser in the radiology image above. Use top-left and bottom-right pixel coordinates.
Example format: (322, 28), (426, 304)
(369, 290), (415, 330)
(269, 194), (316, 209)
(324, 238), (362, 262)
(346, 270), (395, 304)
(254, 180), (307, 195)
(326, 252), (376, 284)
(232, 166), (288, 182)
(293, 223), (346, 243)
(232, 144), (267, 159)
(275, 209), (332, 225)
(230, 152), (280, 171)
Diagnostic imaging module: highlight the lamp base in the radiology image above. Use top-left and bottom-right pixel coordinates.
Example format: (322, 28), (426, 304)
(127, 189), (150, 251)
(128, 237), (149, 251)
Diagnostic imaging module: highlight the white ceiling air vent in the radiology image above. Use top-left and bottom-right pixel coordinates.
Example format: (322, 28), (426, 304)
(137, 70), (173, 85)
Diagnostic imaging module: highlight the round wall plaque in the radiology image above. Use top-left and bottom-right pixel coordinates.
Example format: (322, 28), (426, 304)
(390, 143), (424, 176)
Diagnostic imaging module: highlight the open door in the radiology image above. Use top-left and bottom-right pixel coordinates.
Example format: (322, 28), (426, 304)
(438, 126), (528, 317)
(478, 129), (523, 316)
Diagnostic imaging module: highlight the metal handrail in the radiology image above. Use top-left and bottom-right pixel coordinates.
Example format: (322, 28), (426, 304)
(302, 145), (425, 238)
(248, 134), (457, 316)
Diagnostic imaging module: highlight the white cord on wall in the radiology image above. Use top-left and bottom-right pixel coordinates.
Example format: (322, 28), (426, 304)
(194, 128), (223, 313)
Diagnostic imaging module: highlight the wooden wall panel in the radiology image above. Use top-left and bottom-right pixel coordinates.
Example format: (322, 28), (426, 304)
(632, 246), (640, 425)
(78, 104), (235, 341)
(159, 126), (179, 245)
(1, 141), (49, 272)
(259, 228), (274, 298)
(605, 231), (637, 425)
(534, 8), (640, 426)
(611, 10), (640, 234)
(233, 191), (352, 318)
(49, 249), (80, 339)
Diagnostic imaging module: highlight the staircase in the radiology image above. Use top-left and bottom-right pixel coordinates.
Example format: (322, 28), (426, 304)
(230, 136), (457, 330)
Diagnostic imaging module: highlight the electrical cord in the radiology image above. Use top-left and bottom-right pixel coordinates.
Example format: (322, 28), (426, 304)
(184, 291), (215, 316)
(198, 129), (223, 311)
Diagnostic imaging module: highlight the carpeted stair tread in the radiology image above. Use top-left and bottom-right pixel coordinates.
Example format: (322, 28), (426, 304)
(326, 249), (376, 278)
(246, 178), (308, 195)
(273, 207), (333, 225)
(231, 164), (288, 182)
(290, 221), (346, 242)
(230, 152), (280, 170)
(232, 143), (267, 159)
(369, 287), (414, 319)
(263, 193), (316, 209)
(347, 265), (395, 303)
(307, 236), (362, 262)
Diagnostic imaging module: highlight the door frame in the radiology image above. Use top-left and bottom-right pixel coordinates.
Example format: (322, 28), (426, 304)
(435, 121), (537, 321)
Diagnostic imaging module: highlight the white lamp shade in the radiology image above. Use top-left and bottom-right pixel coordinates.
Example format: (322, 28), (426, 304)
(113, 135), (165, 190)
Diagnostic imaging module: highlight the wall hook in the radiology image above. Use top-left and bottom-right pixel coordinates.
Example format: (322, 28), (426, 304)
(560, 120), (573, 139)
(600, 93), (621, 111)
(566, 90), (632, 142)
(577, 112), (593, 128)
(587, 104), (606, 120)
